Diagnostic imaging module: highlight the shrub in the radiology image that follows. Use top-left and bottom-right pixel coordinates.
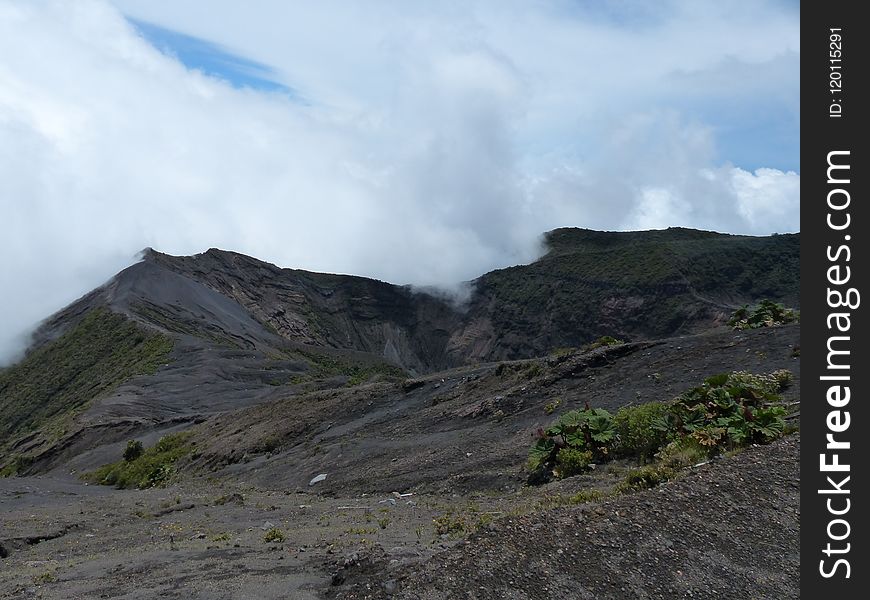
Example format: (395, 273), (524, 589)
(527, 370), (790, 486)
(263, 528), (285, 543)
(727, 300), (799, 330)
(771, 369), (793, 389)
(555, 448), (593, 478)
(612, 401), (671, 460)
(669, 371), (789, 450)
(528, 406), (615, 482)
(85, 432), (194, 489)
(123, 440), (144, 462)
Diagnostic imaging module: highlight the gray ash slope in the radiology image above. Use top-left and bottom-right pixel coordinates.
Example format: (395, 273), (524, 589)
(332, 435), (799, 600)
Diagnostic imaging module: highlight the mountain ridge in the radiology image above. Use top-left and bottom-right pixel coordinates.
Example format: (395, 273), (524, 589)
(0, 226), (799, 476)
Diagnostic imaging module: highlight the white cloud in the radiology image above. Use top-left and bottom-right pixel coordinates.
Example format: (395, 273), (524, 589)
(0, 0), (798, 364)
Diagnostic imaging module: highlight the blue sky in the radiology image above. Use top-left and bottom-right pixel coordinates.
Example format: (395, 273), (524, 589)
(129, 18), (297, 97)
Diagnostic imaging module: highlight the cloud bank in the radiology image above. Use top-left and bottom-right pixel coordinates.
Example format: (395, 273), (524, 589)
(0, 0), (798, 364)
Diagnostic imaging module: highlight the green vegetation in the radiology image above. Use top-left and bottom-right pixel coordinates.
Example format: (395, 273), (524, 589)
(479, 229), (799, 350)
(132, 302), (241, 348)
(0, 308), (173, 475)
(528, 407), (616, 480)
(284, 348), (406, 387)
(569, 489), (606, 504)
(582, 335), (624, 351)
(611, 401), (671, 461)
(528, 369), (793, 485)
(85, 432), (194, 489)
(728, 299), (799, 330)
(555, 448), (593, 478)
(544, 398), (562, 415)
(263, 528), (286, 543)
(656, 436), (709, 470)
(667, 371), (789, 450)
(123, 440), (144, 462)
(615, 464), (677, 493)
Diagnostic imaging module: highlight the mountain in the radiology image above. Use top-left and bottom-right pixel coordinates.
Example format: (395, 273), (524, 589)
(0, 227), (798, 476)
(0, 227), (800, 598)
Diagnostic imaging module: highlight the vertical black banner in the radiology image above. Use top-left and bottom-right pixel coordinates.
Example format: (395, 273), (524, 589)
(802, 2), (868, 597)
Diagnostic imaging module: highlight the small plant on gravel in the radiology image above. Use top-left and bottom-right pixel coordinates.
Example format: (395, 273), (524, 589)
(32, 571), (57, 584)
(212, 532), (231, 542)
(770, 369), (793, 389)
(433, 512), (471, 537)
(263, 528), (285, 543)
(583, 335), (624, 351)
(655, 437), (710, 470)
(523, 362), (545, 379)
(615, 465), (676, 493)
(569, 489), (607, 504)
(544, 398), (562, 415)
(377, 517), (390, 530)
(727, 299), (799, 330)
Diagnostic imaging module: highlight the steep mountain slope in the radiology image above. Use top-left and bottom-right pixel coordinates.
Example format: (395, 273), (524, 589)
(0, 228), (799, 476)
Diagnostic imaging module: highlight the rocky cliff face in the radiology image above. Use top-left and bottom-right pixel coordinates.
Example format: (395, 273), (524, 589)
(134, 227), (799, 369)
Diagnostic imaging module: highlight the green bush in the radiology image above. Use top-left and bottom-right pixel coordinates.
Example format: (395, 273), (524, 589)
(86, 432), (194, 489)
(528, 406), (615, 482)
(263, 528), (285, 543)
(123, 440), (144, 462)
(612, 401), (671, 460)
(527, 369), (792, 486)
(555, 448), (593, 478)
(433, 512), (471, 537)
(670, 371), (790, 450)
(727, 300), (799, 330)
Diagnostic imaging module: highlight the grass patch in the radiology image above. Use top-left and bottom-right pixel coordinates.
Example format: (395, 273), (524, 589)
(614, 464), (677, 493)
(85, 432), (194, 489)
(0, 308), (173, 474)
(282, 348), (406, 387)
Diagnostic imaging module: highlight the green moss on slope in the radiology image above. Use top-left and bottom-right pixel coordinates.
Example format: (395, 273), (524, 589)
(0, 308), (173, 464)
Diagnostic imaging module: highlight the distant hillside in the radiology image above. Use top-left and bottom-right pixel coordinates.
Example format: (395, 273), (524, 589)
(0, 227), (799, 475)
(457, 228), (799, 360)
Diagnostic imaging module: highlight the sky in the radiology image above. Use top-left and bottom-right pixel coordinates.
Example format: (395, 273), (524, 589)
(0, 0), (799, 365)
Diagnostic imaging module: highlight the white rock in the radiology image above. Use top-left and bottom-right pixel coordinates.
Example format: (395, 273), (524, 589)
(309, 473), (328, 486)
